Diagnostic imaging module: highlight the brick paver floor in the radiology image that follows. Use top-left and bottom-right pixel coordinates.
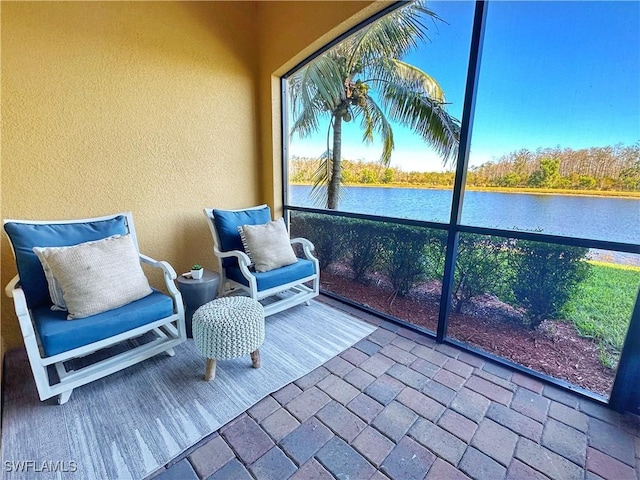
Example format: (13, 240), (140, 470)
(148, 298), (640, 480)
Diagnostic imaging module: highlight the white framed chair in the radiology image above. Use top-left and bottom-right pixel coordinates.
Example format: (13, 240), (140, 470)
(203, 205), (319, 316)
(3, 212), (186, 404)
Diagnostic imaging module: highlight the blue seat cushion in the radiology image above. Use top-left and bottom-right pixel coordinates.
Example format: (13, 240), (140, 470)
(213, 206), (271, 268)
(33, 290), (174, 357)
(4, 216), (128, 309)
(226, 258), (316, 292)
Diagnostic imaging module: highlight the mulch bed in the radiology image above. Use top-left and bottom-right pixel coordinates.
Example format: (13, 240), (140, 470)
(321, 268), (615, 397)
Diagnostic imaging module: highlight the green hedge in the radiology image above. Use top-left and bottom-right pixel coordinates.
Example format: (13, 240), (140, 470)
(289, 212), (590, 328)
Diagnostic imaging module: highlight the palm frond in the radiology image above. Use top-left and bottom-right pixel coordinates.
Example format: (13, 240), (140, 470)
(368, 58), (445, 104)
(309, 150), (345, 208)
(346, 1), (443, 71)
(382, 84), (461, 165)
(357, 97), (395, 166)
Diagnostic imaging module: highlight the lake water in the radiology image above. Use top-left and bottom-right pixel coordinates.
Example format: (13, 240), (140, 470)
(290, 185), (640, 264)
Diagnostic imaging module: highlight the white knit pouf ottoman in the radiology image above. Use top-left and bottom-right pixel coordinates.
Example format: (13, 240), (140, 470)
(192, 296), (265, 381)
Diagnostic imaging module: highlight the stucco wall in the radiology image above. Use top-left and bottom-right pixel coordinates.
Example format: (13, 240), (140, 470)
(0, 0), (383, 352)
(1, 1), (261, 349)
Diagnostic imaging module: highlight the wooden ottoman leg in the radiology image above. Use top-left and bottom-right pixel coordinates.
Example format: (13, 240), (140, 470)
(205, 358), (217, 381)
(250, 350), (261, 368)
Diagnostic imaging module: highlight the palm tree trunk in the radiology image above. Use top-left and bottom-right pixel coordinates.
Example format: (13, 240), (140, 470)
(328, 113), (342, 209)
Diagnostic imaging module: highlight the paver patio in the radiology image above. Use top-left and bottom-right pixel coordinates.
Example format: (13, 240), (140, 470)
(148, 297), (640, 480)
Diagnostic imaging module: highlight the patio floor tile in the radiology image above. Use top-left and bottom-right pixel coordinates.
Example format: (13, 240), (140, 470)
(248, 446), (297, 480)
(260, 408), (300, 442)
(188, 434), (234, 478)
(437, 409), (478, 443)
(515, 437), (583, 480)
(280, 417), (333, 466)
(542, 418), (588, 466)
(289, 459), (333, 480)
(371, 401), (418, 442)
(207, 458), (252, 480)
(294, 366), (330, 390)
(351, 426), (395, 467)
(471, 418), (519, 467)
(364, 373), (405, 405)
(511, 386), (551, 423)
(343, 367), (376, 390)
(549, 400), (589, 433)
(486, 402), (544, 442)
(247, 395), (280, 422)
(340, 347), (369, 367)
(220, 415), (274, 465)
(316, 374), (360, 405)
(459, 446), (507, 480)
(396, 386), (445, 422)
(272, 383), (302, 405)
(426, 458), (471, 480)
(346, 392), (385, 423)
(409, 418), (467, 465)
(285, 386), (331, 422)
(386, 363), (429, 390)
(586, 447), (637, 480)
(148, 300), (640, 480)
(316, 401), (366, 443)
(152, 459), (198, 480)
(316, 437), (376, 479)
(380, 436), (436, 480)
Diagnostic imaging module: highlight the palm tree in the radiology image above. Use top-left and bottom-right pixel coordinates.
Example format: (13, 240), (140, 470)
(289, 1), (461, 209)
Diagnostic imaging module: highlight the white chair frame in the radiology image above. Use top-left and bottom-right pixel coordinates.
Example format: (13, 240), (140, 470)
(204, 206), (320, 317)
(3, 212), (186, 404)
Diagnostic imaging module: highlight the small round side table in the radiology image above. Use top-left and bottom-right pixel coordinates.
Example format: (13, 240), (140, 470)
(177, 269), (220, 338)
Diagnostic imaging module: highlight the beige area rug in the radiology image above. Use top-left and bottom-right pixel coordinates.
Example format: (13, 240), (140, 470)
(1, 300), (376, 479)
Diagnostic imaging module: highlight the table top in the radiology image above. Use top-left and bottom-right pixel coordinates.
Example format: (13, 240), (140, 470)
(177, 269), (220, 286)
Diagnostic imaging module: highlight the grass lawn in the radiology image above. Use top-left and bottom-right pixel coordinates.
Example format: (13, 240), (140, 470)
(563, 262), (640, 368)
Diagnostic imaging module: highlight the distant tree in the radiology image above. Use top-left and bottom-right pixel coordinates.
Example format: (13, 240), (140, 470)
(289, 1), (460, 209)
(360, 168), (377, 184)
(528, 158), (560, 188)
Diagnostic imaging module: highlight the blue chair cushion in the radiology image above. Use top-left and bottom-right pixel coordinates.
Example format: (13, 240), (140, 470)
(4, 216), (128, 309)
(226, 258), (316, 292)
(213, 206), (271, 268)
(32, 290), (174, 357)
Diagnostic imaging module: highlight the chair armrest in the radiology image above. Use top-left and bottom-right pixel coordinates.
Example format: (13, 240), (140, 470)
(5, 274), (20, 298)
(4, 276), (35, 339)
(290, 237), (317, 260)
(139, 253), (181, 297)
(213, 247), (254, 279)
(214, 247), (252, 266)
(140, 253), (177, 279)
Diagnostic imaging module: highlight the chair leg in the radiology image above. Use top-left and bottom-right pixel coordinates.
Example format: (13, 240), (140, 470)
(57, 390), (73, 405)
(251, 350), (261, 368)
(305, 300), (311, 306)
(205, 358), (217, 381)
(166, 348), (176, 357)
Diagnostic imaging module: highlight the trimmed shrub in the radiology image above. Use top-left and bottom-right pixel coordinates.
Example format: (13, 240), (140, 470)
(290, 213), (347, 269)
(512, 240), (590, 328)
(379, 224), (430, 297)
(452, 234), (514, 313)
(344, 219), (386, 283)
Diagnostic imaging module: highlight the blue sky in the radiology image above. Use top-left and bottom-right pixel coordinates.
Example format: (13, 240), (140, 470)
(289, 1), (640, 172)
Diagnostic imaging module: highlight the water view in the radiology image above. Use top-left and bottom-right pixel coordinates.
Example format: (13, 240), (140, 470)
(290, 185), (639, 244)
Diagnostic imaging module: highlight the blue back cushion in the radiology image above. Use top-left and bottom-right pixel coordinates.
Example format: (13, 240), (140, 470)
(4, 216), (128, 309)
(213, 206), (271, 267)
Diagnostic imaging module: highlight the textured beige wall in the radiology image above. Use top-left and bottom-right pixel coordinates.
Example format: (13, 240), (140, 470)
(1, 1), (261, 348)
(0, 0), (382, 352)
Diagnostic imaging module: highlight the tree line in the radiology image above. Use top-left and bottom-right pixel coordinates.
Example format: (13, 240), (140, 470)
(290, 143), (640, 192)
